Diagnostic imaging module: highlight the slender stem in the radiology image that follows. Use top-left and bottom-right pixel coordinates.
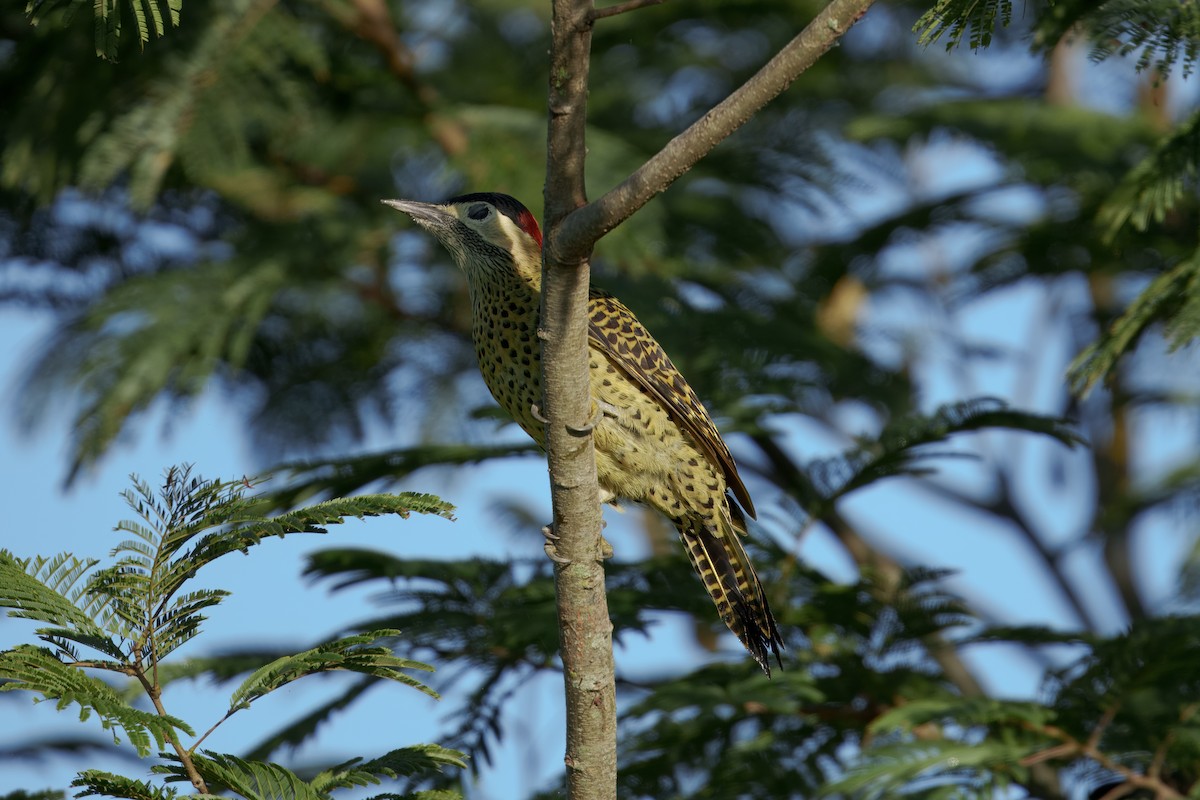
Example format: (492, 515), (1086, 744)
(1026, 722), (1184, 799)
(543, 0), (617, 798)
(132, 667), (208, 793)
(1086, 703), (1120, 751)
(189, 708), (238, 755)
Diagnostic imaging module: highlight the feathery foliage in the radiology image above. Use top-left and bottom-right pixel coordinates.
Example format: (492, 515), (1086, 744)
(227, 631), (438, 711)
(800, 398), (1083, 512)
(25, 0), (182, 59)
(1068, 255), (1200, 396)
(0, 644), (191, 756)
(1098, 109), (1200, 240)
(917, 0), (1200, 77)
(0, 467), (462, 798)
(1034, 0), (1200, 76)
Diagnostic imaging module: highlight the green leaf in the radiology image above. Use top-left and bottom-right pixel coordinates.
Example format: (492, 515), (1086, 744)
(0, 791), (68, 800)
(24, 262), (289, 481)
(364, 792), (463, 800)
(1069, 255), (1200, 396)
(803, 398), (1084, 506)
(73, 771), (178, 800)
(0, 645), (192, 757)
(822, 739), (1035, 799)
(227, 631), (437, 711)
(0, 552), (126, 660)
(312, 745), (469, 792)
(868, 696), (1055, 734)
(154, 752), (319, 800)
(1033, 0), (1200, 75)
(253, 493), (455, 535)
(1098, 109), (1200, 240)
(271, 443), (539, 510)
(913, 0), (1013, 51)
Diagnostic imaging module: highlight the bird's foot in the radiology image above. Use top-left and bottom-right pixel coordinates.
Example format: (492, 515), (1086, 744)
(541, 523), (613, 563)
(566, 402), (604, 436)
(541, 524), (571, 564)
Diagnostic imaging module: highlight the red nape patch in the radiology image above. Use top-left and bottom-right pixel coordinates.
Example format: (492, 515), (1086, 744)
(518, 209), (543, 247)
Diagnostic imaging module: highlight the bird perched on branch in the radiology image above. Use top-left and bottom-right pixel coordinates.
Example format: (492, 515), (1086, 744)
(384, 192), (783, 674)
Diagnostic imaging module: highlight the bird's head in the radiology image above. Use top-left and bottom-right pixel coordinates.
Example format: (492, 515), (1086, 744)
(383, 192), (543, 286)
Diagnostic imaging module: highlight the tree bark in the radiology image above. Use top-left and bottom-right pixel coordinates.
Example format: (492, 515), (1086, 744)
(542, 1), (617, 798)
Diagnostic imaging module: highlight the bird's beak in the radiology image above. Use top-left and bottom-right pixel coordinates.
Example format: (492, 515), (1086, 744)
(381, 199), (456, 231)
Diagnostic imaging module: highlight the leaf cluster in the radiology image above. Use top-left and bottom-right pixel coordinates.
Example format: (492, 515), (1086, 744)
(0, 466), (463, 799)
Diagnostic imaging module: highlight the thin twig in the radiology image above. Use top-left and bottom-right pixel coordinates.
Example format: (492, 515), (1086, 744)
(132, 666), (209, 793)
(1026, 721), (1185, 800)
(188, 708), (237, 755)
(590, 0), (666, 22)
(1086, 703), (1120, 751)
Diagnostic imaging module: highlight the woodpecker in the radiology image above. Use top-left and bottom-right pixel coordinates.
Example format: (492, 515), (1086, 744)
(384, 192), (783, 674)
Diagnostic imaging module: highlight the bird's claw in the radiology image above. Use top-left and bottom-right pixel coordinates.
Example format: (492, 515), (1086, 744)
(542, 525), (570, 563)
(544, 541), (572, 564)
(530, 401), (605, 435)
(566, 402), (603, 436)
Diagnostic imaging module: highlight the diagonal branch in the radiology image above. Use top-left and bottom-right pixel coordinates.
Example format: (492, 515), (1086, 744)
(554, 0), (876, 262)
(590, 0), (666, 21)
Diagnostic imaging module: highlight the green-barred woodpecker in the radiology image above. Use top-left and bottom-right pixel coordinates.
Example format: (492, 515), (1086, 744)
(385, 192), (783, 674)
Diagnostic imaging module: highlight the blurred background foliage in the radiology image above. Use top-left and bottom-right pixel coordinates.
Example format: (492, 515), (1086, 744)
(2, 0), (1200, 797)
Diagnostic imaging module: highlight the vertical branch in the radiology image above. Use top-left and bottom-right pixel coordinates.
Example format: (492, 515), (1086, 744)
(542, 0), (617, 798)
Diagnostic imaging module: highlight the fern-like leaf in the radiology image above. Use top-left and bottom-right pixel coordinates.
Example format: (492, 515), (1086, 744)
(153, 752), (321, 800)
(311, 745), (469, 792)
(0, 791), (67, 800)
(913, 0), (1013, 51)
(804, 398), (1083, 505)
(1034, 0), (1200, 76)
(1098, 109), (1200, 240)
(271, 443), (540, 510)
(867, 696), (1056, 734)
(364, 792), (463, 800)
(1069, 255), (1200, 396)
(0, 552), (125, 660)
(23, 0), (182, 59)
(0, 645), (192, 757)
(823, 739), (1036, 799)
(73, 771), (179, 800)
(227, 631), (437, 711)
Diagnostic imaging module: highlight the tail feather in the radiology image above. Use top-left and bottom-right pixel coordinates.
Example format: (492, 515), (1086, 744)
(677, 509), (784, 676)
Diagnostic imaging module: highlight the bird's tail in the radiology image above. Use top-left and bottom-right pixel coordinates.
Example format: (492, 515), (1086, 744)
(677, 503), (784, 675)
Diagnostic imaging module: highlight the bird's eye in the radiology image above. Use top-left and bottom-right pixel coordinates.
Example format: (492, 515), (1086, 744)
(468, 204), (491, 221)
